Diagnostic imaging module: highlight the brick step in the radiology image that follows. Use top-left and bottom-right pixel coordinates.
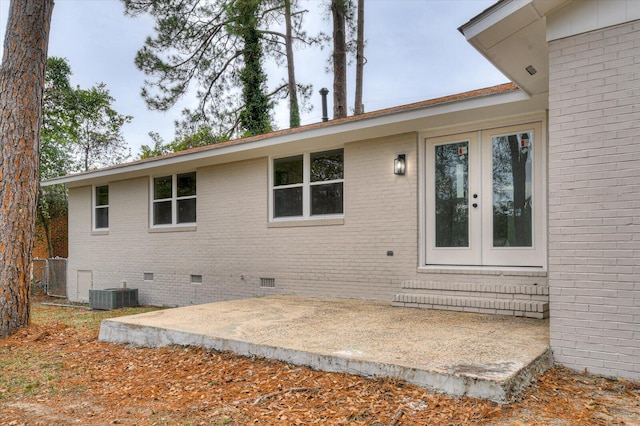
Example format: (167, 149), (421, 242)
(392, 293), (549, 319)
(401, 280), (548, 296)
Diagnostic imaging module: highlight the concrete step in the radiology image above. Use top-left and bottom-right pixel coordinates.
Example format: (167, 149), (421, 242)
(392, 293), (549, 319)
(401, 280), (548, 296)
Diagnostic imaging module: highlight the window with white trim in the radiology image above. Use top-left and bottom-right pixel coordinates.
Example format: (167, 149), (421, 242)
(152, 172), (196, 226)
(94, 185), (109, 230)
(272, 148), (344, 219)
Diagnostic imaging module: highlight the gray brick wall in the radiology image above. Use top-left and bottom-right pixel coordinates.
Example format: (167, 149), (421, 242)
(548, 20), (640, 380)
(68, 134), (420, 306)
(68, 130), (548, 312)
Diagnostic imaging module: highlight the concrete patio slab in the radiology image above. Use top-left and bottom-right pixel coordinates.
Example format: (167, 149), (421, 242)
(98, 295), (551, 402)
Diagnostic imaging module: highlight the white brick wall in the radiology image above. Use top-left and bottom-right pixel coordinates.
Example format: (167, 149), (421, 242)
(68, 130), (548, 311)
(548, 20), (640, 380)
(68, 134), (420, 306)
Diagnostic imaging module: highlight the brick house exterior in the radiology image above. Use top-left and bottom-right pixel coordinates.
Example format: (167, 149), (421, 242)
(546, 17), (640, 380)
(45, 0), (639, 381)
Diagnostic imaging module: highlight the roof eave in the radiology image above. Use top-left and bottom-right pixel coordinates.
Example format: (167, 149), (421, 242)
(43, 84), (526, 187)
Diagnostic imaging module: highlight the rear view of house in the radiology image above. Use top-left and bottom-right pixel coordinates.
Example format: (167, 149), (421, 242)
(45, 0), (640, 382)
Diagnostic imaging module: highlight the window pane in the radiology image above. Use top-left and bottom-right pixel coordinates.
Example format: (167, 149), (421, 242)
(274, 155), (303, 186)
(153, 200), (172, 225)
(274, 187), (302, 217)
(177, 172), (196, 197)
(95, 207), (108, 229)
(492, 133), (533, 247)
(311, 182), (343, 215)
(177, 198), (196, 223)
(435, 142), (469, 247)
(95, 185), (109, 206)
(311, 149), (343, 182)
(154, 176), (172, 200)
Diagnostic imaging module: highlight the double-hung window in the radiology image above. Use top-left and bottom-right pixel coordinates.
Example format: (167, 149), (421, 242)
(152, 172), (196, 226)
(94, 185), (109, 230)
(272, 148), (344, 219)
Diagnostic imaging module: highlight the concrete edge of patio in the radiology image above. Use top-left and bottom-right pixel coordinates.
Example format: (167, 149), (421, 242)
(98, 318), (553, 403)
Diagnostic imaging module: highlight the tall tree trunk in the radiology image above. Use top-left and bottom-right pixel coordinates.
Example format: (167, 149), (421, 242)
(354, 0), (364, 115)
(236, 0), (271, 136)
(284, 0), (300, 128)
(331, 0), (347, 119)
(0, 0), (55, 338)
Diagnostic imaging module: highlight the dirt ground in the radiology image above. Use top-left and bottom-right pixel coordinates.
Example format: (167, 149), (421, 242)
(0, 298), (638, 425)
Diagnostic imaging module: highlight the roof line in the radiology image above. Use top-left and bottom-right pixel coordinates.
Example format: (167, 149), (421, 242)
(43, 82), (517, 184)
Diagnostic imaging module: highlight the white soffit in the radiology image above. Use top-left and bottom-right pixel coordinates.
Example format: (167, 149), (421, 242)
(459, 0), (569, 96)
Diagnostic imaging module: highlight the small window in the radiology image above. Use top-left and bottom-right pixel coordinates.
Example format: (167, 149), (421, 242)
(143, 272), (154, 281)
(94, 185), (109, 230)
(190, 274), (203, 284)
(272, 149), (344, 220)
(152, 172), (196, 226)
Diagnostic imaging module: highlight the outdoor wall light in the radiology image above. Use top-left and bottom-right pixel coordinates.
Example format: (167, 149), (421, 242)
(394, 154), (406, 175)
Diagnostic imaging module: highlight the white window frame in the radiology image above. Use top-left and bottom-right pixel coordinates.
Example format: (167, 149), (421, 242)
(149, 172), (197, 228)
(92, 184), (109, 231)
(269, 148), (344, 222)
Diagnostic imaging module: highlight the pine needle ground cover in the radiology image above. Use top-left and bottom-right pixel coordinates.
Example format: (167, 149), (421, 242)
(0, 298), (638, 425)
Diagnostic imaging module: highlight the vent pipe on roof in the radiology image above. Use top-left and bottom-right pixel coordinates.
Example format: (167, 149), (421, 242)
(319, 87), (329, 122)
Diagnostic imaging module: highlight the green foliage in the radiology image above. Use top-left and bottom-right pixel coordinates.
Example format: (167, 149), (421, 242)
(38, 57), (132, 256)
(123, 0), (317, 138)
(138, 127), (229, 159)
(41, 57), (75, 180)
(41, 57), (132, 174)
(230, 0), (272, 137)
(69, 83), (132, 171)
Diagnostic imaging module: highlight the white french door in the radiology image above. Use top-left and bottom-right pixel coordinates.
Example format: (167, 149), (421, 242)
(425, 123), (545, 267)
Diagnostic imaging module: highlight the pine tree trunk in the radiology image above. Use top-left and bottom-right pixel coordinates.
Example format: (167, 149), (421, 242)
(0, 0), (55, 338)
(331, 0), (347, 119)
(285, 0), (300, 128)
(354, 0), (364, 115)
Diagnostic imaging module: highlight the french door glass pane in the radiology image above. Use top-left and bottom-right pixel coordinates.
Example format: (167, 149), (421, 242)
(435, 142), (469, 247)
(492, 133), (533, 247)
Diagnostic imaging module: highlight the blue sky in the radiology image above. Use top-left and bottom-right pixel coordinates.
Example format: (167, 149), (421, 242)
(0, 0), (506, 155)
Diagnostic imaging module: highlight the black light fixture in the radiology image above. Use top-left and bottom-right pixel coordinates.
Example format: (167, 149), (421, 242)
(394, 154), (406, 175)
(525, 65), (537, 75)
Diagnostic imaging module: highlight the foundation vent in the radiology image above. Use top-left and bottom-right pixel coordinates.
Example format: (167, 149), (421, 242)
(143, 272), (154, 281)
(191, 275), (203, 284)
(260, 278), (275, 288)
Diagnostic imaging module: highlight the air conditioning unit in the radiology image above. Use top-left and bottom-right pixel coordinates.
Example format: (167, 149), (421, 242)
(89, 288), (138, 310)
